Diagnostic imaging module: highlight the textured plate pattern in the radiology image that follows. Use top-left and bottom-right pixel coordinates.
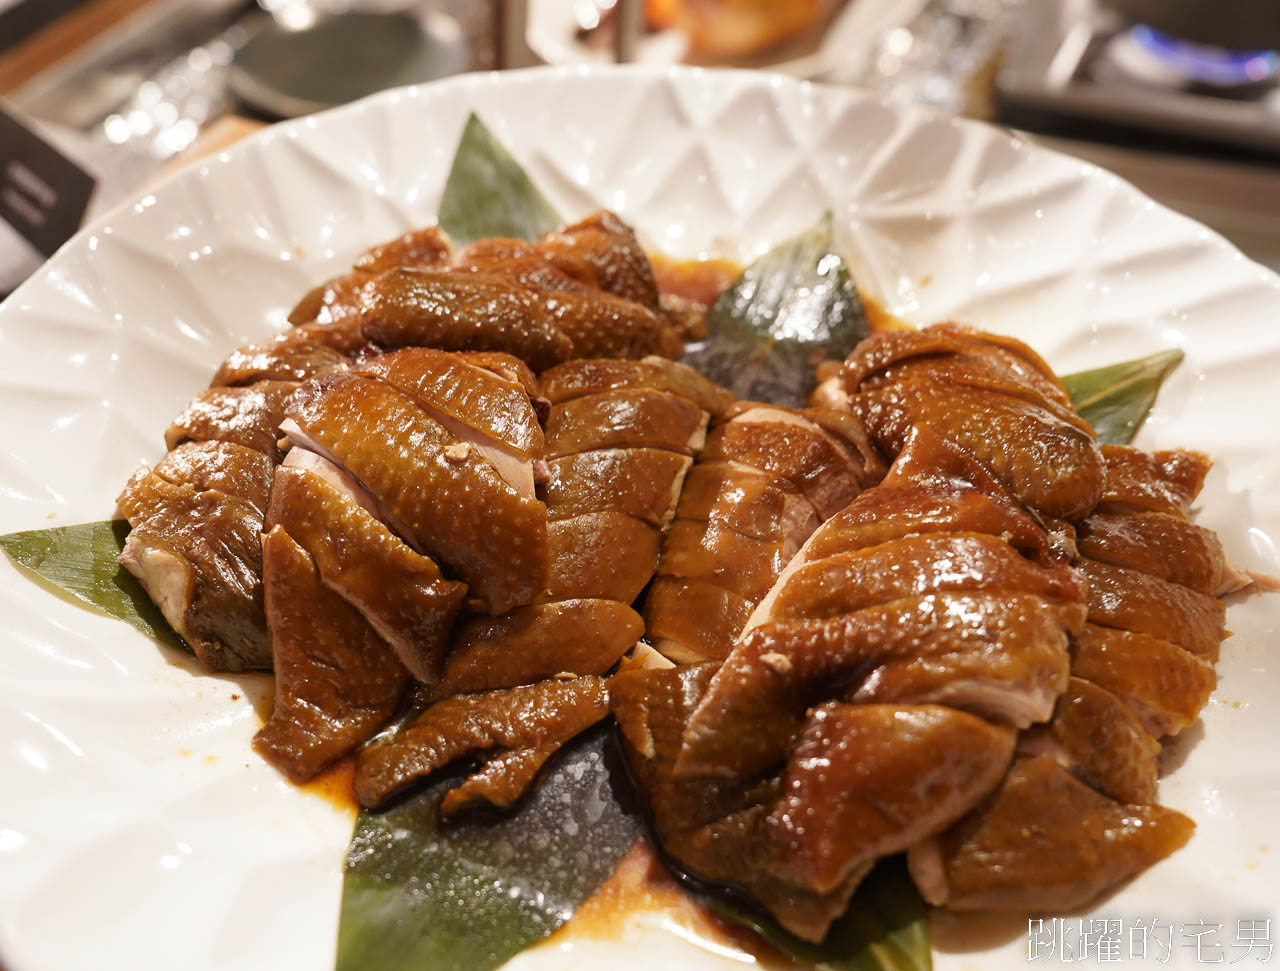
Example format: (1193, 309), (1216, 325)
(0, 67), (1277, 971)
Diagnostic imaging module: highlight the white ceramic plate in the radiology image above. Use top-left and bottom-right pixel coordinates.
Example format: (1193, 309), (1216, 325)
(1, 66), (1277, 971)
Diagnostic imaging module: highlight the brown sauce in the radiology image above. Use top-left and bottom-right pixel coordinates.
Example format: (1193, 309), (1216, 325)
(298, 755), (358, 814)
(650, 253), (742, 310)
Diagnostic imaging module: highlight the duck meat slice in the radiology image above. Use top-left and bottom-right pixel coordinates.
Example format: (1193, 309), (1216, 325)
(282, 371), (548, 614)
(537, 210), (661, 310)
(288, 271), (371, 327)
(761, 703), (1015, 895)
(419, 599), (642, 702)
(1018, 677), (1160, 805)
(656, 519), (788, 603)
(802, 407), (889, 489)
(674, 462), (819, 550)
(267, 458), (466, 683)
(678, 592), (1074, 782)
(352, 225), (452, 274)
(543, 288), (684, 360)
(908, 756), (1194, 911)
(152, 441), (273, 514)
(350, 347), (545, 498)
(212, 330), (353, 387)
(546, 512), (661, 603)
(453, 350), (545, 403)
(1077, 511), (1225, 595)
(1097, 445), (1211, 516)
(764, 533), (1085, 625)
(643, 576), (756, 664)
(1071, 624), (1216, 738)
(852, 379), (1102, 521)
(354, 676), (609, 816)
(358, 268), (572, 371)
(545, 448), (691, 528)
(701, 407), (866, 520)
(164, 380), (298, 461)
(611, 664), (859, 944)
(253, 526), (409, 781)
(1077, 557), (1225, 660)
(117, 461), (270, 672)
(544, 388), (708, 458)
(539, 356), (736, 417)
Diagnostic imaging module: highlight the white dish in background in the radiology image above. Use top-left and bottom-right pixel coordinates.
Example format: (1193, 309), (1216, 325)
(0, 66), (1277, 971)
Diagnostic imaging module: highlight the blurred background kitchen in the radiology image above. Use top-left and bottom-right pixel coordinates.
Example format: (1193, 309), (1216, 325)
(2, 0), (1278, 295)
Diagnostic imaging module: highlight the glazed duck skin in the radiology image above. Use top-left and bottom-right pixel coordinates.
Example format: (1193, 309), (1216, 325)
(643, 576), (756, 664)
(909, 756), (1194, 911)
(359, 268), (572, 372)
(545, 512), (662, 603)
(545, 448), (692, 528)
(1096, 445), (1211, 516)
(673, 463), (819, 550)
(539, 356), (736, 417)
(253, 526), (409, 781)
(164, 381), (299, 462)
(1077, 511), (1225, 595)
(267, 459), (466, 683)
(544, 388), (708, 458)
(537, 210), (661, 310)
(354, 676), (609, 816)
(283, 370), (549, 614)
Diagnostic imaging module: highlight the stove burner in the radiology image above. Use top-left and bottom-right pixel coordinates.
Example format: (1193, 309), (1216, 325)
(1110, 24), (1278, 89)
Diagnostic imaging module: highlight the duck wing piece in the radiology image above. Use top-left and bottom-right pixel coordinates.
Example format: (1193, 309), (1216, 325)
(164, 381), (298, 461)
(1072, 624), (1216, 738)
(762, 703), (1015, 895)
(359, 268), (572, 372)
(1077, 557), (1225, 660)
(544, 388), (707, 458)
(1019, 677), (1160, 805)
(843, 325), (1104, 521)
(283, 370), (548, 614)
(117, 446), (271, 671)
(267, 459), (465, 683)
(540, 356), (736, 417)
(424, 600), (642, 702)
(908, 757), (1194, 911)
(353, 676), (609, 815)
(253, 526), (409, 780)
(544, 289), (683, 360)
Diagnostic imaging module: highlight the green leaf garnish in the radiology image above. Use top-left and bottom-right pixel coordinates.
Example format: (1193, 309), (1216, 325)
(1062, 348), (1184, 446)
(437, 113), (562, 246)
(336, 724), (640, 971)
(0, 519), (184, 650)
(699, 857), (931, 971)
(683, 212), (868, 407)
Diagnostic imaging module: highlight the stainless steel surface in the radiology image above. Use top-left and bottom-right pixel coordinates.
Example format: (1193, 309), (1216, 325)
(998, 0), (1280, 155)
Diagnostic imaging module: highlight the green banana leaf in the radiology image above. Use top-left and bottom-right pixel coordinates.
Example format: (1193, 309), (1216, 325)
(1063, 348), (1184, 446)
(437, 113), (562, 247)
(683, 212), (868, 407)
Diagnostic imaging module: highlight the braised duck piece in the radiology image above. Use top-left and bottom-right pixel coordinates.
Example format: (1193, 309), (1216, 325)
(211, 329), (355, 387)
(282, 366), (548, 614)
(761, 703), (1015, 894)
(1071, 624), (1215, 738)
(545, 448), (692, 527)
(546, 513), (662, 603)
(421, 600), (642, 702)
(1077, 557), (1225, 660)
(352, 225), (452, 275)
(1095, 444), (1211, 516)
(544, 388), (708, 458)
(842, 324), (1104, 520)
(354, 676), (609, 816)
(1077, 511), (1226, 595)
(540, 356), (736, 417)
(643, 404), (883, 663)
(253, 526), (410, 781)
(117, 442), (273, 671)
(1018, 677), (1160, 805)
(908, 757), (1194, 911)
(164, 380), (298, 462)
(537, 210), (661, 310)
(288, 271), (371, 328)
(267, 455), (466, 683)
